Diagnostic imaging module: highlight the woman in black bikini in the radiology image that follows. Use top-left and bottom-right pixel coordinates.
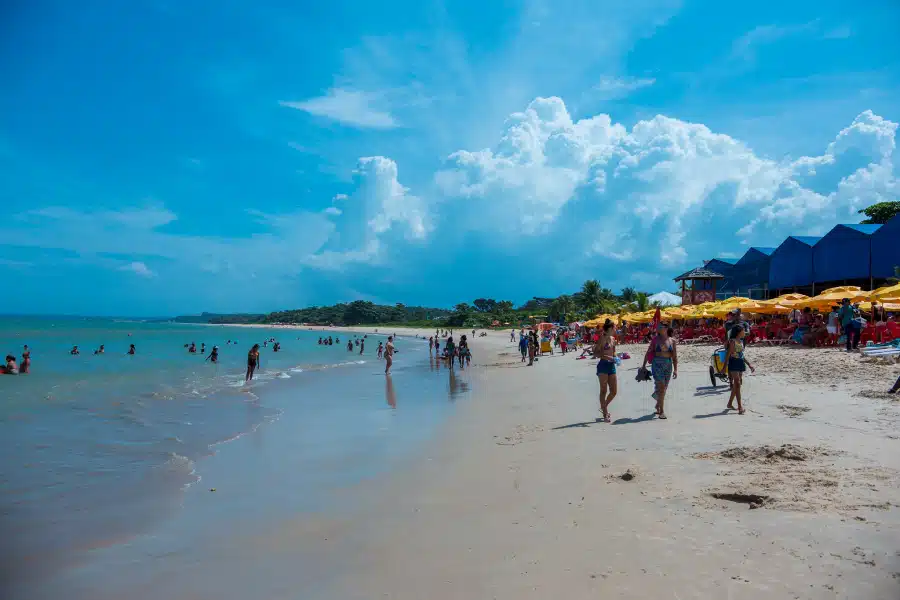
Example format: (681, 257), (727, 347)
(246, 344), (261, 381)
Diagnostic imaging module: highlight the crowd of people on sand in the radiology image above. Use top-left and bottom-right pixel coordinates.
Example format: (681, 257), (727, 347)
(507, 293), (900, 423)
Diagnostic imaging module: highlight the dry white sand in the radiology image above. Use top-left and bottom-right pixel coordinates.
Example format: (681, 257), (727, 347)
(234, 327), (900, 599)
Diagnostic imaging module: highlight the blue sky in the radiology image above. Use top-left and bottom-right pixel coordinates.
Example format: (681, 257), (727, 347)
(1, 0), (899, 316)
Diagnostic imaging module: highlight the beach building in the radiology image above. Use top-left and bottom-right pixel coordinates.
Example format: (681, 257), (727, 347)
(812, 224), (882, 289)
(729, 247), (775, 299)
(871, 214), (900, 279)
(703, 258), (738, 295)
(768, 236), (822, 294)
(674, 266), (724, 305)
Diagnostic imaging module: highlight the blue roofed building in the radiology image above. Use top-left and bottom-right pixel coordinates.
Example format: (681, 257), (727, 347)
(871, 214), (900, 279)
(730, 247), (775, 299)
(768, 236), (821, 292)
(812, 224), (882, 287)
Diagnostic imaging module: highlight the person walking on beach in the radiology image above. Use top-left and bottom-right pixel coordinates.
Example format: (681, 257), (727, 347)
(21, 345), (31, 374)
(723, 325), (755, 414)
(384, 336), (395, 374)
(641, 322), (677, 419)
(205, 345), (219, 364)
(510, 329), (516, 342)
(838, 298), (861, 351)
(518, 334), (528, 362)
(594, 322), (618, 422)
(458, 335), (468, 368)
(246, 344), (261, 381)
(445, 336), (456, 368)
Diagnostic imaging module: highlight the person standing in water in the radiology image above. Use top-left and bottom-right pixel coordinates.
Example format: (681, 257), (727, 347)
(21, 345), (31, 374)
(246, 344), (260, 381)
(206, 345), (219, 364)
(359, 339), (365, 355)
(127, 344), (136, 355)
(377, 342), (384, 359)
(384, 336), (395, 375)
(594, 321), (618, 422)
(70, 345), (80, 355)
(723, 325), (755, 414)
(347, 340), (353, 352)
(641, 322), (677, 419)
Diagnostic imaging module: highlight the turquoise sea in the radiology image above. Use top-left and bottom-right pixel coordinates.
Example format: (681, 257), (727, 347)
(0, 317), (469, 595)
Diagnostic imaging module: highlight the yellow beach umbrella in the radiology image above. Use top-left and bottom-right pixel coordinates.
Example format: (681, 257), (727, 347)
(797, 287), (868, 309)
(858, 301), (900, 311)
(758, 293), (809, 307)
(867, 283), (900, 300)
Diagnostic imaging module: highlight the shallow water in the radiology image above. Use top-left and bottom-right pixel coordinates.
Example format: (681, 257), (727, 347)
(0, 318), (443, 588)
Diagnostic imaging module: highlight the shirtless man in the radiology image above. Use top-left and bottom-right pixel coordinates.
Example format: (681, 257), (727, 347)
(384, 336), (395, 375)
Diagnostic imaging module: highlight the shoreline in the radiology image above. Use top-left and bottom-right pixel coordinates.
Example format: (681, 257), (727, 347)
(16, 329), (900, 599)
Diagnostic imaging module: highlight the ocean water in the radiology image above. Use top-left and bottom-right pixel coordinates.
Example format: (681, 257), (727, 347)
(0, 318), (461, 590)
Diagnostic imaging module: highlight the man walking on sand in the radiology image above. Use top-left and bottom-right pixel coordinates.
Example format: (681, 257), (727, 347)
(384, 336), (395, 375)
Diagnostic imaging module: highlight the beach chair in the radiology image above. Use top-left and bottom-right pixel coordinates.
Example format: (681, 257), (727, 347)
(540, 339), (553, 355)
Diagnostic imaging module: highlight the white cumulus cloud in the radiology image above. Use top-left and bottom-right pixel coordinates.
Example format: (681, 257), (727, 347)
(434, 96), (898, 280)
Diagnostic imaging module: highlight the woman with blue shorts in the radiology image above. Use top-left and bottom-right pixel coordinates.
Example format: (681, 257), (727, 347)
(594, 322), (618, 422)
(724, 325), (755, 414)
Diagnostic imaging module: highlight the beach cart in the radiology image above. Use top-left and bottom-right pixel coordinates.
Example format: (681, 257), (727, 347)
(709, 346), (731, 387)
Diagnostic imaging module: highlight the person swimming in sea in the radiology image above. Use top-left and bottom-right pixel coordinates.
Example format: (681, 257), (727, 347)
(206, 345), (219, 364)
(246, 344), (261, 381)
(5, 354), (18, 374)
(201, 343), (206, 354)
(359, 339), (365, 355)
(189, 342), (197, 354)
(347, 340), (353, 352)
(127, 344), (136, 355)
(273, 342), (281, 352)
(94, 344), (106, 355)
(70, 345), (80, 355)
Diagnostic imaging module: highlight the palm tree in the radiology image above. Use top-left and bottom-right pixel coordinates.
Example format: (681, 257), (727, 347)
(621, 287), (637, 302)
(635, 292), (650, 312)
(580, 280), (602, 311)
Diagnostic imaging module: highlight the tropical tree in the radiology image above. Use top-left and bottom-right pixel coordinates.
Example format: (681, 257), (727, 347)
(858, 201), (900, 224)
(635, 292), (650, 312)
(548, 295), (575, 322)
(620, 287), (637, 302)
(472, 298), (497, 313)
(579, 279), (602, 311)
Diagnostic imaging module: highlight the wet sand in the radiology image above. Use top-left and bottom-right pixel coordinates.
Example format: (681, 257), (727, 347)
(20, 329), (900, 599)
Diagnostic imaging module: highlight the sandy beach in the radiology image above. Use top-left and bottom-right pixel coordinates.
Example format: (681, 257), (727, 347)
(30, 326), (900, 600)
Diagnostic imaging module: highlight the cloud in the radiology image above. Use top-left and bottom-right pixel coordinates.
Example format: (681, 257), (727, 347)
(592, 75), (656, 99)
(120, 261), (155, 278)
(313, 156), (430, 268)
(280, 88), (398, 129)
(434, 96), (898, 283)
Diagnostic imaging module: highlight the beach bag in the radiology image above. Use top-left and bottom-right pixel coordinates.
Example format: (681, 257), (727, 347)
(635, 366), (652, 382)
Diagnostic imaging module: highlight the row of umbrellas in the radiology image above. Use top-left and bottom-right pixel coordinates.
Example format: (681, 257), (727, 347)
(584, 284), (900, 325)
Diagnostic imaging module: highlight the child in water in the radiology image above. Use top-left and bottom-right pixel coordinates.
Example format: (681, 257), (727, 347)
(377, 342), (384, 359)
